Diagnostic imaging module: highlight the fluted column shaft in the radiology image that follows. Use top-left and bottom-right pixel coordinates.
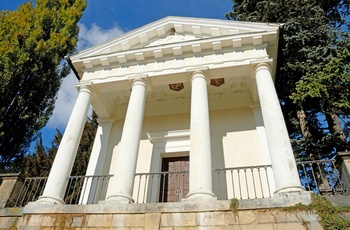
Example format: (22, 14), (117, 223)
(38, 85), (93, 203)
(187, 71), (216, 200)
(107, 78), (148, 203)
(80, 119), (113, 204)
(255, 63), (304, 193)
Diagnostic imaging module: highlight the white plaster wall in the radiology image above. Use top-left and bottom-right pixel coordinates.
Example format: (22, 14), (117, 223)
(212, 108), (262, 168)
(105, 106), (272, 202)
(209, 107), (272, 199)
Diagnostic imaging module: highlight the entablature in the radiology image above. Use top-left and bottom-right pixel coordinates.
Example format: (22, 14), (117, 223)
(74, 32), (277, 78)
(80, 44), (270, 84)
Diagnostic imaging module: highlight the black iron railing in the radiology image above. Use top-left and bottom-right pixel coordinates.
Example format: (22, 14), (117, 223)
(13, 177), (47, 207)
(296, 159), (345, 195)
(134, 171), (189, 203)
(211, 165), (273, 200)
(14, 175), (112, 207)
(10, 160), (346, 207)
(133, 165), (274, 203)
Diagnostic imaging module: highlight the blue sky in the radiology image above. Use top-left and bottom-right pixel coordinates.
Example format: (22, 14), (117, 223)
(0, 0), (232, 150)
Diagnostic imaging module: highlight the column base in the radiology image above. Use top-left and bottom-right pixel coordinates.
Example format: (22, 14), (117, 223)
(106, 194), (134, 203)
(36, 195), (64, 204)
(185, 190), (217, 201)
(274, 185), (305, 194)
(272, 190), (313, 205)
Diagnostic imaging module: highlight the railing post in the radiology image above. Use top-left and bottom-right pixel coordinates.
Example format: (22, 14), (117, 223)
(315, 162), (331, 195)
(336, 151), (350, 195)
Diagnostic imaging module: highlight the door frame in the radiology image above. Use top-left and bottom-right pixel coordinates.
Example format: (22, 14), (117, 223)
(146, 129), (190, 202)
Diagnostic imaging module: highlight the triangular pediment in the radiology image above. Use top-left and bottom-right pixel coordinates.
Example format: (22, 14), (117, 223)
(71, 16), (280, 58)
(143, 33), (200, 47)
(69, 16), (281, 78)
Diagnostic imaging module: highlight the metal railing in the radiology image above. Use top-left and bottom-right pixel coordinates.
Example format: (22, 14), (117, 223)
(134, 171), (189, 203)
(14, 175), (112, 207)
(64, 175), (112, 205)
(13, 165), (273, 206)
(296, 159), (345, 195)
(212, 165), (273, 200)
(11, 160), (346, 207)
(133, 165), (273, 203)
(13, 177), (47, 207)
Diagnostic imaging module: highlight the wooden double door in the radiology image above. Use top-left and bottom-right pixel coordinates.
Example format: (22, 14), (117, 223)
(159, 156), (189, 202)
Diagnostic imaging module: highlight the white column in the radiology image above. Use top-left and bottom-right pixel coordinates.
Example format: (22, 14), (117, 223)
(106, 78), (148, 203)
(251, 105), (276, 195)
(187, 71), (216, 200)
(38, 85), (93, 204)
(250, 105), (272, 166)
(254, 63), (304, 193)
(79, 119), (113, 204)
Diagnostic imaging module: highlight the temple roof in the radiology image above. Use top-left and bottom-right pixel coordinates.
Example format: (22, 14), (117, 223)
(69, 16), (281, 78)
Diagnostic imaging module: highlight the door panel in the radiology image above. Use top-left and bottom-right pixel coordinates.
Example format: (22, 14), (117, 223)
(159, 156), (189, 202)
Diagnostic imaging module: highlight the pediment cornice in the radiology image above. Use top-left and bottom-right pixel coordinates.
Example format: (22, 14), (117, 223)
(69, 17), (281, 78)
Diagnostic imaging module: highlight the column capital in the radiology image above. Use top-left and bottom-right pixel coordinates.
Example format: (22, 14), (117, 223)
(249, 103), (261, 110)
(253, 62), (272, 74)
(131, 77), (150, 90)
(76, 83), (94, 95)
(189, 70), (210, 84)
(97, 118), (115, 125)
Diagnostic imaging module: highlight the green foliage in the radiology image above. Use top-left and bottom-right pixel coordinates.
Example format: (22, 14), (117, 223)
(292, 49), (350, 115)
(310, 195), (350, 230)
(282, 194), (350, 230)
(0, 0), (86, 172)
(23, 113), (98, 177)
(22, 130), (62, 177)
(230, 198), (239, 213)
(227, 0), (350, 159)
(229, 194), (350, 229)
(71, 112), (98, 176)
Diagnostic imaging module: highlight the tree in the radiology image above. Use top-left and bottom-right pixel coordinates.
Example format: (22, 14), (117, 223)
(226, 0), (350, 159)
(22, 131), (61, 177)
(0, 0), (87, 172)
(292, 49), (350, 135)
(71, 112), (98, 176)
(22, 113), (98, 177)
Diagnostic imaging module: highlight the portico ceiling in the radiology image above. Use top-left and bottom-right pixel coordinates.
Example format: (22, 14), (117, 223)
(88, 62), (261, 120)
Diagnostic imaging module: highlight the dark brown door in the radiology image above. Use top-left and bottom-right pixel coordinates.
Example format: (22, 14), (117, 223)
(159, 156), (189, 202)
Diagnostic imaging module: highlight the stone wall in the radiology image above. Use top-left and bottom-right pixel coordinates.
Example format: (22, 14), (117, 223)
(0, 208), (23, 230)
(0, 173), (24, 208)
(0, 192), (349, 229)
(0, 193), (324, 230)
(5, 209), (323, 230)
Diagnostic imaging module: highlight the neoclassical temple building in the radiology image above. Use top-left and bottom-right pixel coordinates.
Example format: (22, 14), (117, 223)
(38, 16), (304, 205)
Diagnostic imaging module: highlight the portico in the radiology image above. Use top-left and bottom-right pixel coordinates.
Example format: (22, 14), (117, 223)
(38, 17), (304, 204)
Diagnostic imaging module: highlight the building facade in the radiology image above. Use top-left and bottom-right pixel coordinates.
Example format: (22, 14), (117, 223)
(37, 17), (304, 205)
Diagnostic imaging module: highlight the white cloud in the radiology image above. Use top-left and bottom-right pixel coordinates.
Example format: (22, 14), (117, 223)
(77, 23), (124, 50)
(46, 73), (79, 129)
(46, 23), (124, 130)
